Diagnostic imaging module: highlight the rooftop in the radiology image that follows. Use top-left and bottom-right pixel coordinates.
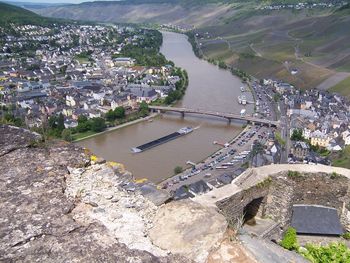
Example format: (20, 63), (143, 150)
(291, 205), (344, 236)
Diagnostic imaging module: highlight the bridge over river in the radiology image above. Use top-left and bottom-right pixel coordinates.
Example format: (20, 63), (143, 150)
(149, 106), (279, 127)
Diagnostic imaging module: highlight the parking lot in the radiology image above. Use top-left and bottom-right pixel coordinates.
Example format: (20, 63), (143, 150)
(161, 124), (274, 192)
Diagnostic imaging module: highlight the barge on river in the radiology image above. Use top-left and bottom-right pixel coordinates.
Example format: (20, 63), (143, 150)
(131, 127), (193, 153)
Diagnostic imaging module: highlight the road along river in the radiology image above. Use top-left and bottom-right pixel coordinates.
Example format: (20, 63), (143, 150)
(78, 31), (254, 183)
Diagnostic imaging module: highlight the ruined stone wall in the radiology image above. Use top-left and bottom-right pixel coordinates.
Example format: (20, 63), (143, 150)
(216, 171), (350, 237)
(216, 181), (270, 223)
(264, 172), (350, 232)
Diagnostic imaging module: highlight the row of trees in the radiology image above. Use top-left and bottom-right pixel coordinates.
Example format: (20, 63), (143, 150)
(74, 115), (106, 133)
(105, 106), (125, 121)
(164, 68), (189, 105)
(38, 101), (150, 141)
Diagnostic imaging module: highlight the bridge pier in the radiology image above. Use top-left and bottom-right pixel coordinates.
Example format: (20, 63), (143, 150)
(181, 112), (185, 118)
(227, 118), (231, 125)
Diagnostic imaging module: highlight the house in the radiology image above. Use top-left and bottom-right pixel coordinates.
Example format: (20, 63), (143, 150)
(310, 130), (331, 148)
(113, 57), (135, 66)
(344, 135), (350, 146)
(217, 173), (234, 185)
(188, 180), (211, 195)
(275, 82), (294, 94)
(291, 141), (310, 160)
(66, 95), (77, 107)
(173, 186), (195, 201)
(64, 119), (78, 129)
(153, 85), (174, 98)
(125, 87), (158, 103)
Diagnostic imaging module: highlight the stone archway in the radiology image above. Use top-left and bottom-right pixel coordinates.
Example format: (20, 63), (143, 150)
(243, 197), (264, 224)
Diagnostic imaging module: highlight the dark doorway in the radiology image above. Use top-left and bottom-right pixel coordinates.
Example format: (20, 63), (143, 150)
(243, 197), (264, 224)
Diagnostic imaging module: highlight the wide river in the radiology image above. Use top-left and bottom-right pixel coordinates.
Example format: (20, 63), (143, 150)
(78, 31), (253, 183)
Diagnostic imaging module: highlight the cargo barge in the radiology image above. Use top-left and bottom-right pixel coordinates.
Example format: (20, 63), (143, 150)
(132, 127), (193, 153)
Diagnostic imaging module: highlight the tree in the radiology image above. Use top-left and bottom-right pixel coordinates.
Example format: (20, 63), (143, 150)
(291, 129), (303, 141)
(105, 110), (116, 121)
(139, 101), (149, 116)
(90, 117), (106, 132)
(48, 115), (58, 129)
(57, 113), (65, 132)
(78, 115), (88, 124)
(174, 166), (183, 175)
(273, 93), (281, 102)
(61, 129), (72, 142)
(218, 61), (227, 69)
(114, 106), (125, 119)
(77, 115), (90, 133)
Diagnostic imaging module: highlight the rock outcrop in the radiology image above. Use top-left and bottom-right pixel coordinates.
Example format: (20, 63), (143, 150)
(149, 200), (228, 262)
(0, 125), (185, 262)
(1, 125), (235, 263)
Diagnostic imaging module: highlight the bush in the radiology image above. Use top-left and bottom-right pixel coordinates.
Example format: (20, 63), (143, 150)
(342, 232), (350, 240)
(174, 166), (183, 175)
(300, 242), (350, 263)
(330, 172), (340, 179)
(288, 170), (302, 178)
(280, 227), (298, 251)
(61, 129), (72, 142)
(89, 117), (106, 132)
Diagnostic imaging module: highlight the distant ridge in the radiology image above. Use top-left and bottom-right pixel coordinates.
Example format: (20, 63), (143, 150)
(0, 1), (61, 25)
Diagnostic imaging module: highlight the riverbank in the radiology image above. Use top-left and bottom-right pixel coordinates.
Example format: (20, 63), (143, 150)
(74, 113), (159, 142)
(158, 124), (251, 186)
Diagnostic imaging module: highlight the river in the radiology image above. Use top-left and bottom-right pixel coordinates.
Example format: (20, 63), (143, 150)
(78, 31), (254, 183)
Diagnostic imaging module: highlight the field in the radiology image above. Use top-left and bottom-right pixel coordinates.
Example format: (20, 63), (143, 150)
(329, 76), (350, 97)
(196, 6), (350, 89)
(332, 146), (350, 169)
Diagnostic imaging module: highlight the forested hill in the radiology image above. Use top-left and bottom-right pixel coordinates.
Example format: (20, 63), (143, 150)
(0, 2), (61, 26)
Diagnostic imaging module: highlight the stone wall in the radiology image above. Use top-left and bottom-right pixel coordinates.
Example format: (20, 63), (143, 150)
(216, 179), (270, 224)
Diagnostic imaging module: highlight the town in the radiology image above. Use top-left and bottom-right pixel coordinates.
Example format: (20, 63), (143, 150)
(0, 22), (187, 140)
(162, 77), (350, 200)
(260, 1), (348, 10)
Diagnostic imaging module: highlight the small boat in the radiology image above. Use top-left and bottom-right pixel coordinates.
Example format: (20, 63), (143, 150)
(177, 127), (193, 134)
(238, 95), (247, 105)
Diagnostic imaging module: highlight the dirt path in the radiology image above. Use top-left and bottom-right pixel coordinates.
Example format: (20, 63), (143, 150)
(249, 43), (262, 57)
(316, 72), (350, 90)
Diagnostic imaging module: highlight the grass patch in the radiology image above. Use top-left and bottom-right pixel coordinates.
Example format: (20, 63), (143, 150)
(256, 177), (272, 188)
(330, 172), (340, 179)
(332, 145), (350, 169)
(287, 170), (302, 178)
(329, 76), (350, 98)
(72, 130), (98, 141)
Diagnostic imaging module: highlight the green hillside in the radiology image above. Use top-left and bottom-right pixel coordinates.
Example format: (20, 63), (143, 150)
(0, 2), (57, 26)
